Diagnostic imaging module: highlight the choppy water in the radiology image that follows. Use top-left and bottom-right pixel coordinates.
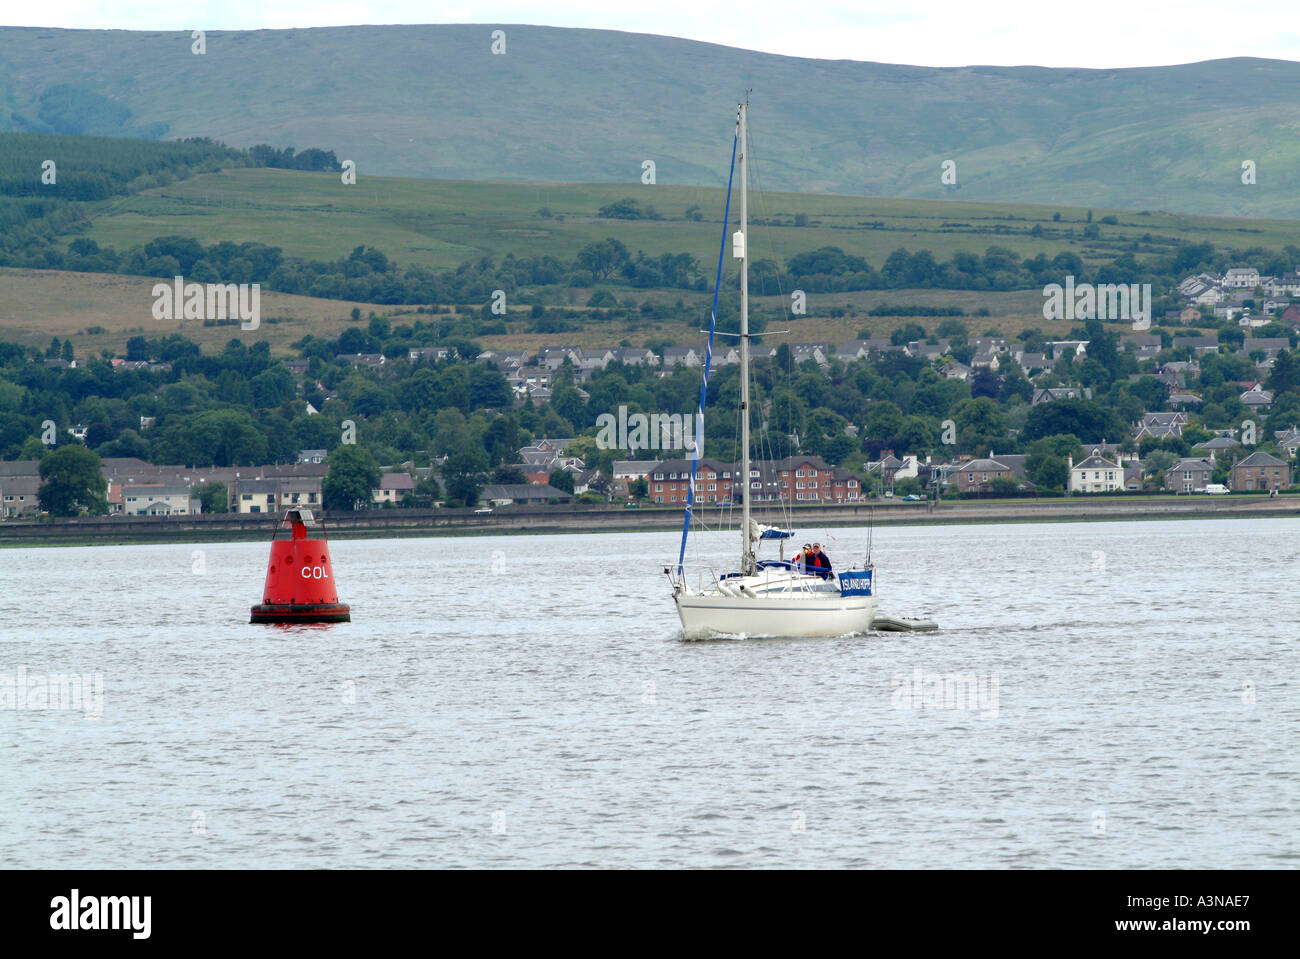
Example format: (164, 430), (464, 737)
(0, 518), (1295, 868)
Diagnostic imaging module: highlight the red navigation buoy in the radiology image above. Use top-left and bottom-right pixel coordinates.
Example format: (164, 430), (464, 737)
(250, 508), (351, 624)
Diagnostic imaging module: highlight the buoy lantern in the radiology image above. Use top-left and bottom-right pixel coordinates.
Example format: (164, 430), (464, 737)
(250, 508), (351, 624)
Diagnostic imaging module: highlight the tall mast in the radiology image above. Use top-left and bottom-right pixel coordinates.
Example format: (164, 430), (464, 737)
(738, 101), (754, 575)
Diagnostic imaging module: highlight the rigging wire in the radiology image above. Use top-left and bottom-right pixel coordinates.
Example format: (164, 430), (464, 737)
(678, 118), (739, 575)
(746, 111), (799, 533)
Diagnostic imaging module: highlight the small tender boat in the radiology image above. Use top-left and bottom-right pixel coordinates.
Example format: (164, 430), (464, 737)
(871, 615), (939, 632)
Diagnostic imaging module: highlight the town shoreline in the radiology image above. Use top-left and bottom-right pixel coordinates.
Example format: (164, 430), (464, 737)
(1, 495), (1295, 547)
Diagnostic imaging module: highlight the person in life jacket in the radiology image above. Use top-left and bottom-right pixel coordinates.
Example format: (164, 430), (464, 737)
(795, 543), (813, 573)
(811, 542), (833, 579)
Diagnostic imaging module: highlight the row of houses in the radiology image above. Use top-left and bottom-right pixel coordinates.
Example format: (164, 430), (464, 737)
(0, 446), (592, 517)
(937, 447), (1291, 494)
(5, 443), (1292, 518)
(608, 444), (1292, 502)
(481, 338), (1026, 405)
(0, 456), (441, 519)
(510, 423), (1300, 507)
(487, 330), (1294, 408)
(34, 358), (175, 373)
(1175, 268), (1300, 328)
(0, 457), (332, 519)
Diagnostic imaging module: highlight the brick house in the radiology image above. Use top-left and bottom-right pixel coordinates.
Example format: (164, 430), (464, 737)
(775, 456), (834, 503)
(737, 461), (785, 503)
(1164, 458), (1214, 493)
(824, 467), (863, 502)
(950, 458), (1012, 493)
(648, 456), (861, 505)
(1229, 452), (1290, 491)
(648, 458), (732, 505)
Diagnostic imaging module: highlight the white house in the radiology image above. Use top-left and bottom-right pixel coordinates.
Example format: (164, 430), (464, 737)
(1069, 450), (1124, 494)
(662, 347), (702, 368)
(1222, 267), (1261, 289)
(122, 483), (197, 515)
(612, 460), (659, 482)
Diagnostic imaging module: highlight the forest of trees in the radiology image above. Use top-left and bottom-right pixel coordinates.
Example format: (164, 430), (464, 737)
(6, 129), (1300, 501)
(0, 131), (340, 265)
(4, 307), (1300, 502)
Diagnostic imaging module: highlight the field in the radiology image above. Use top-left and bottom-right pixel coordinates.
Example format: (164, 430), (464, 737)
(6, 163), (1300, 356)
(83, 167), (1300, 272)
(0, 266), (1061, 356)
(0, 268), (384, 353)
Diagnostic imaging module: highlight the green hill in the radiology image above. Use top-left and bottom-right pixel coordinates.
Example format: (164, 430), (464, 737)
(3, 25), (1300, 217)
(5, 151), (1300, 359)
(80, 167), (1300, 274)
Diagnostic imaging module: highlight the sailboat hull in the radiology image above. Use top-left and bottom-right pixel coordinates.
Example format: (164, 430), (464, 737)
(674, 591), (878, 639)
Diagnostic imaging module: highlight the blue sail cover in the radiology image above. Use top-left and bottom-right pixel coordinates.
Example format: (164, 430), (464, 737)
(759, 527), (795, 540)
(839, 569), (873, 596)
(676, 124), (739, 576)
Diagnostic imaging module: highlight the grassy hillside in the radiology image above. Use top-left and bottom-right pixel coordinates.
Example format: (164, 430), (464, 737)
(0, 267), (387, 352)
(82, 167), (1300, 274)
(0, 266), (1058, 359)
(5, 159), (1299, 357)
(4, 25), (1300, 217)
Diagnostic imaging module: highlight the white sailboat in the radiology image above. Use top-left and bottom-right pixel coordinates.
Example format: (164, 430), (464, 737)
(668, 101), (878, 639)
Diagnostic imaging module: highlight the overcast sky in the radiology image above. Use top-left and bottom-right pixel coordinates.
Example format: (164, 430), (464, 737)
(8, 1), (1300, 68)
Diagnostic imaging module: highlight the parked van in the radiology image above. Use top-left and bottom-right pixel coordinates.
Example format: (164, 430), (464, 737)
(1203, 484), (1229, 495)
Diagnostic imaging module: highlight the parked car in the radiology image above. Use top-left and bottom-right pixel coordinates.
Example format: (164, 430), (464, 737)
(902, 494), (923, 502)
(473, 507), (494, 514)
